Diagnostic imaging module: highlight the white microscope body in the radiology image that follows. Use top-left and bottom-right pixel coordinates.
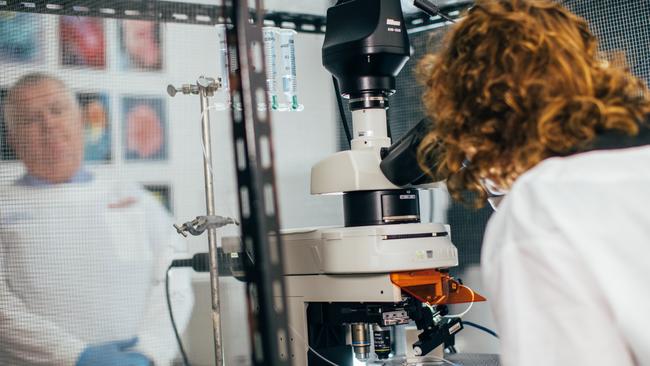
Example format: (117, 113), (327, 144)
(279, 1), (482, 364)
(281, 99), (463, 364)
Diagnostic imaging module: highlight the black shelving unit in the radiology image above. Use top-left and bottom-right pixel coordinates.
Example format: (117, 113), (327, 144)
(0, 0), (472, 33)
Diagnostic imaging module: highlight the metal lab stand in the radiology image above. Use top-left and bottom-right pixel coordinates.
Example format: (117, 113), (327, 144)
(167, 77), (227, 366)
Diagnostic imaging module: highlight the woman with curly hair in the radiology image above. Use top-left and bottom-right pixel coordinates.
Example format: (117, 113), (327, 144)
(417, 0), (650, 364)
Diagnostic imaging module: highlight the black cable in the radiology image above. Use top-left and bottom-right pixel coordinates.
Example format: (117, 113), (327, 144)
(437, 10), (457, 24)
(463, 320), (499, 339)
(332, 76), (352, 149)
(166, 267), (192, 366)
(386, 114), (393, 140)
(171, 253), (210, 272)
(413, 0), (457, 23)
(164, 253), (210, 366)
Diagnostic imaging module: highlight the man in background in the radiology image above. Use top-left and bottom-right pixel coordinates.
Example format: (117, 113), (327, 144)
(0, 73), (193, 366)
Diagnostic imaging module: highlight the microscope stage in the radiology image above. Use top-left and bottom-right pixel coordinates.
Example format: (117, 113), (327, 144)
(281, 223), (458, 275)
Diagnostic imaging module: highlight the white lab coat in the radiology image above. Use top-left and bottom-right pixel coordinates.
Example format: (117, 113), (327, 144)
(482, 145), (650, 366)
(0, 179), (193, 366)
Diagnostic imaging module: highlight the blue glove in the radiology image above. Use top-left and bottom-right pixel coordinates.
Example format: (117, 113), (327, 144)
(76, 337), (152, 366)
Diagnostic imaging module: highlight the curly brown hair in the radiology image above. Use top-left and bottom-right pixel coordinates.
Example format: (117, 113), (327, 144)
(417, 0), (650, 206)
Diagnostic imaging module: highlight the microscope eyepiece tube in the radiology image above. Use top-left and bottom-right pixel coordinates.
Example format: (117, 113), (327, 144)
(379, 117), (443, 186)
(350, 323), (371, 361)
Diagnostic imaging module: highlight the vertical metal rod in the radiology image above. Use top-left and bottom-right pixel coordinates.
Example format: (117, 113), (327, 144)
(199, 89), (224, 366)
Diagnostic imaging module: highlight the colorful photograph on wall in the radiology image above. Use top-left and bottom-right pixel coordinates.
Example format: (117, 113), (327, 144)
(144, 184), (172, 213)
(118, 20), (163, 71)
(0, 88), (18, 160)
(0, 12), (42, 63)
(60, 16), (106, 68)
(122, 96), (167, 161)
(77, 92), (111, 162)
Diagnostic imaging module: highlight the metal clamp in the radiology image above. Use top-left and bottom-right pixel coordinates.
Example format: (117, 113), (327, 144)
(167, 76), (221, 97)
(174, 215), (239, 237)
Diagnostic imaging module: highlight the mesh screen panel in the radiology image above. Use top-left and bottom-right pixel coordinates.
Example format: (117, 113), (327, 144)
(2, 0), (650, 364)
(0, 7), (246, 366)
(563, 0), (650, 85)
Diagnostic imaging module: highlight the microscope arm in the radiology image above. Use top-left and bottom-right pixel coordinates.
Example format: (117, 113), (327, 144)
(404, 298), (463, 357)
(413, 316), (463, 356)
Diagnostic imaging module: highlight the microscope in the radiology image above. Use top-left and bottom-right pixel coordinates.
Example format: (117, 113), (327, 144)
(279, 0), (485, 365)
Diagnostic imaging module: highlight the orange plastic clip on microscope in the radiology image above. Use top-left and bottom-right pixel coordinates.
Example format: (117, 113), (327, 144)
(390, 269), (486, 305)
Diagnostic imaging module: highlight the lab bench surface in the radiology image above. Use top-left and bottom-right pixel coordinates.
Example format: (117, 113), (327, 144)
(446, 353), (500, 366)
